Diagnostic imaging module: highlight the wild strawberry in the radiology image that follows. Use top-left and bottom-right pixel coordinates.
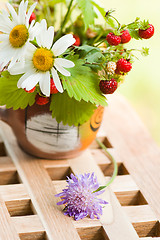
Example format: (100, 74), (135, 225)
(29, 12), (36, 24)
(116, 58), (132, 73)
(120, 30), (131, 43)
(50, 78), (58, 94)
(24, 86), (36, 93)
(73, 34), (81, 46)
(99, 79), (118, 94)
(36, 95), (49, 105)
(106, 32), (121, 46)
(86, 28), (97, 38)
(139, 24), (154, 39)
(106, 61), (117, 75)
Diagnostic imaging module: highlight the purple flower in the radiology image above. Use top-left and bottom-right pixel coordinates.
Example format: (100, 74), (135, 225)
(55, 173), (108, 221)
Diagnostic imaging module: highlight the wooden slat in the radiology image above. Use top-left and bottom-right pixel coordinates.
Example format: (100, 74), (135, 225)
(12, 215), (45, 240)
(0, 93), (159, 239)
(68, 151), (139, 240)
(102, 94), (160, 220)
(0, 195), (20, 240)
(109, 175), (140, 206)
(124, 205), (158, 237)
(0, 156), (19, 185)
(0, 122), (81, 240)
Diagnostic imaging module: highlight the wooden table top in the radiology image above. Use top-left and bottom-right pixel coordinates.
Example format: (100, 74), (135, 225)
(0, 93), (159, 240)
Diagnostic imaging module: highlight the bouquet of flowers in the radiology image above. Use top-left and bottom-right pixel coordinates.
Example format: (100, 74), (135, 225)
(0, 0), (154, 127)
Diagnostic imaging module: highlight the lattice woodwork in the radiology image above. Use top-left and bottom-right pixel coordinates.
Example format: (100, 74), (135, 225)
(0, 94), (160, 240)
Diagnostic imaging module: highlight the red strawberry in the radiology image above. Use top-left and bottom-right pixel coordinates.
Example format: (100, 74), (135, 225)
(99, 79), (118, 94)
(120, 30), (131, 43)
(139, 24), (154, 39)
(24, 86), (36, 93)
(29, 12), (36, 24)
(116, 58), (132, 73)
(50, 78), (58, 94)
(106, 32), (121, 46)
(36, 95), (49, 105)
(73, 34), (81, 46)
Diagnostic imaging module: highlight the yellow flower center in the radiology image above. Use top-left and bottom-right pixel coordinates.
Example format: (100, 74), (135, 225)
(33, 48), (54, 72)
(9, 25), (29, 48)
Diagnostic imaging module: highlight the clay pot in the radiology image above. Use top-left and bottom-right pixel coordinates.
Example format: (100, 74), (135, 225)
(0, 103), (104, 159)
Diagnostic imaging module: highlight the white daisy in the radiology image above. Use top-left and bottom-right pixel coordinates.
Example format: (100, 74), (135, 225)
(0, 0), (37, 69)
(9, 19), (76, 96)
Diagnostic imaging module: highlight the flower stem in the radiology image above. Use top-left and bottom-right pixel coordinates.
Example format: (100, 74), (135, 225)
(54, 0), (74, 41)
(94, 138), (118, 192)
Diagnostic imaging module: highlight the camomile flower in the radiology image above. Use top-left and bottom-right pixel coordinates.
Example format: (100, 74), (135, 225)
(9, 19), (76, 96)
(0, 0), (37, 69)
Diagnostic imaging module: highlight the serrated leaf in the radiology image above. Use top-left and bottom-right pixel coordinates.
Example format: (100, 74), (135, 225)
(85, 51), (103, 64)
(75, 45), (104, 64)
(90, 1), (115, 28)
(50, 91), (97, 126)
(76, 0), (95, 30)
(90, 0), (106, 18)
(76, 44), (100, 52)
(0, 71), (36, 110)
(61, 56), (108, 106)
(128, 29), (141, 40)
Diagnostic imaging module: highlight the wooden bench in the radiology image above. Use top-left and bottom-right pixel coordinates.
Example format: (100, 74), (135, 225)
(0, 93), (159, 240)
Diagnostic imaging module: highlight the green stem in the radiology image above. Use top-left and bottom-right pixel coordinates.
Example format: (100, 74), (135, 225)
(94, 138), (118, 192)
(95, 39), (105, 47)
(54, 0), (74, 41)
(110, 15), (121, 30)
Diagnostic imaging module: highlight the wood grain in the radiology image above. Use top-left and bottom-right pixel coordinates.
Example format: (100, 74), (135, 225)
(0, 195), (20, 240)
(0, 122), (80, 240)
(0, 91), (159, 239)
(102, 94), (160, 220)
(68, 151), (139, 240)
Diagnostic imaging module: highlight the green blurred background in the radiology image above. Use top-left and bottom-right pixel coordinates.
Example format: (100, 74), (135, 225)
(100, 0), (160, 146)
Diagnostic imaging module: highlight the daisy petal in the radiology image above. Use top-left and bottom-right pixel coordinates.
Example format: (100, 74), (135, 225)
(52, 34), (76, 56)
(29, 21), (41, 40)
(44, 26), (54, 49)
(6, 3), (18, 24)
(9, 62), (25, 75)
(8, 57), (17, 69)
(17, 71), (34, 88)
(39, 71), (50, 96)
(36, 19), (48, 47)
(21, 72), (40, 91)
(18, 0), (27, 24)
(54, 61), (71, 77)
(54, 58), (75, 68)
(26, 2), (37, 22)
(0, 34), (9, 42)
(51, 68), (63, 93)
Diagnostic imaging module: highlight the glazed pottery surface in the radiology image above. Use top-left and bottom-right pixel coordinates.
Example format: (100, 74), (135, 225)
(0, 103), (104, 159)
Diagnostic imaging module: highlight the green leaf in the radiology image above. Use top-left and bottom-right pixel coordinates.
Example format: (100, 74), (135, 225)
(0, 71), (36, 110)
(141, 47), (149, 56)
(85, 51), (103, 64)
(128, 29), (141, 40)
(50, 91), (97, 126)
(75, 45), (104, 64)
(76, 0), (95, 30)
(90, 0), (106, 18)
(61, 55), (108, 106)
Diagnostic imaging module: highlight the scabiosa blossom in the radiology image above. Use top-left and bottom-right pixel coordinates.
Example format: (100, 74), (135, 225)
(9, 19), (75, 96)
(55, 173), (108, 221)
(0, 0), (37, 69)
